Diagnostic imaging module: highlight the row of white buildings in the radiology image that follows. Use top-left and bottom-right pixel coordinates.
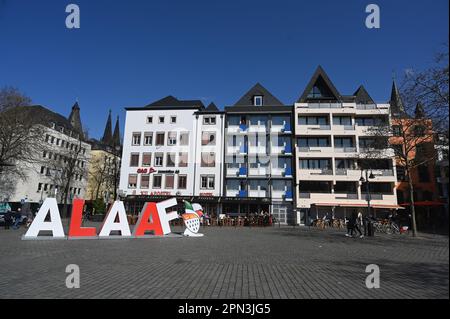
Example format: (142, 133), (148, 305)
(119, 66), (401, 224)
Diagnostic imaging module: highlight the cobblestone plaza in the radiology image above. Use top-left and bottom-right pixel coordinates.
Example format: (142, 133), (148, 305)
(0, 224), (448, 299)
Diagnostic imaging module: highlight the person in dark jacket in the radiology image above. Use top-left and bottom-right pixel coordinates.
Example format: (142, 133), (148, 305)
(346, 211), (363, 238)
(4, 210), (12, 230)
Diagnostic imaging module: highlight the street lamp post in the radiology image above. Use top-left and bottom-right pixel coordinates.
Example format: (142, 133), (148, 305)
(360, 170), (375, 217)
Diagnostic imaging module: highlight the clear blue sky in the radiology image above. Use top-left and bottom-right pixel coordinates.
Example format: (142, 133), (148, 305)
(0, 0), (448, 139)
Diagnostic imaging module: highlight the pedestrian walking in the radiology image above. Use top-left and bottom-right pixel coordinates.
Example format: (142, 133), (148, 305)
(346, 211), (363, 238)
(4, 210), (12, 230)
(357, 211), (366, 236)
(12, 208), (22, 230)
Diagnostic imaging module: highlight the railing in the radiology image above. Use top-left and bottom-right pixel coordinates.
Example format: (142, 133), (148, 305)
(365, 194), (383, 200)
(334, 124), (356, 131)
(305, 125), (331, 130)
(298, 147), (324, 152)
(356, 104), (377, 110)
(335, 169), (348, 176)
(335, 193), (359, 199)
(309, 169), (333, 176)
(335, 147), (357, 153)
(305, 103), (343, 109)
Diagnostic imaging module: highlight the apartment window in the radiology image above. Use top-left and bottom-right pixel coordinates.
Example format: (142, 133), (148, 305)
(43, 151), (47, 159)
(179, 152), (188, 167)
(144, 132), (153, 146)
(361, 182), (393, 194)
(156, 133), (165, 146)
(333, 116), (352, 126)
(155, 153), (164, 167)
(299, 181), (332, 193)
(132, 133), (141, 146)
(359, 138), (376, 149)
(61, 140), (65, 148)
(38, 183), (43, 191)
(334, 137), (354, 148)
(130, 153), (140, 167)
(56, 138), (60, 146)
(140, 175), (150, 189)
(201, 176), (215, 189)
(146, 116), (153, 124)
(170, 116), (177, 124)
(300, 159), (331, 170)
(202, 132), (216, 145)
(334, 182), (357, 194)
(168, 132), (177, 146)
(180, 132), (189, 145)
(298, 116), (329, 125)
(45, 135), (50, 143)
(165, 175), (175, 189)
(166, 153), (176, 167)
(254, 96), (263, 106)
(392, 125), (402, 137)
(128, 175), (137, 188)
(142, 153), (152, 166)
(203, 116), (217, 125)
(40, 166), (45, 174)
(201, 152), (216, 167)
(355, 117), (383, 126)
(178, 175), (187, 189)
(298, 137), (330, 147)
(153, 175), (162, 188)
(50, 136), (55, 144)
(414, 125), (426, 137)
(158, 116), (165, 124)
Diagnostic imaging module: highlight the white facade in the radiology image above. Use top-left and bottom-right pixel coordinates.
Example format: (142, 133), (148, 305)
(119, 106), (224, 201)
(5, 125), (91, 205)
(294, 102), (399, 220)
(192, 112), (225, 198)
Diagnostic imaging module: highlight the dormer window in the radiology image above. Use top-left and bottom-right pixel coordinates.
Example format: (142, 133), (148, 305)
(254, 96), (263, 106)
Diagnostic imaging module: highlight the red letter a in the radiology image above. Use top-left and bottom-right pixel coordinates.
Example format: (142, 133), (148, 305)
(68, 199), (97, 238)
(133, 202), (163, 236)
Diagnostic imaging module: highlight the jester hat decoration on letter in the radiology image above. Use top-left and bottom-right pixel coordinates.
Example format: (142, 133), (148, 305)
(182, 201), (204, 237)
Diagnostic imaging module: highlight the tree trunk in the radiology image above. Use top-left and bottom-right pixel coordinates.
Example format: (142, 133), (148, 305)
(407, 169), (418, 237)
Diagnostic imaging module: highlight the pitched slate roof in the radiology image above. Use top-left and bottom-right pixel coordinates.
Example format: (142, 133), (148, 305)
(297, 66), (342, 103)
(4, 105), (84, 138)
(233, 83), (284, 106)
(354, 85), (375, 104)
(147, 95), (204, 108)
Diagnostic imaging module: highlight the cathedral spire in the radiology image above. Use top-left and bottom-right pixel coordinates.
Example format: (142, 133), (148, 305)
(68, 101), (84, 138)
(101, 110), (113, 145)
(390, 80), (406, 117)
(112, 115), (121, 147)
(415, 102), (425, 119)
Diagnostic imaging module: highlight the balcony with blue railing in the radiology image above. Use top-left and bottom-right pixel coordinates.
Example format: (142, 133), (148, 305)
(281, 122), (292, 133)
(239, 144), (248, 155)
(284, 190), (293, 201)
(239, 166), (248, 177)
(239, 124), (248, 132)
(238, 190), (248, 198)
(283, 143), (293, 155)
(283, 166), (293, 177)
